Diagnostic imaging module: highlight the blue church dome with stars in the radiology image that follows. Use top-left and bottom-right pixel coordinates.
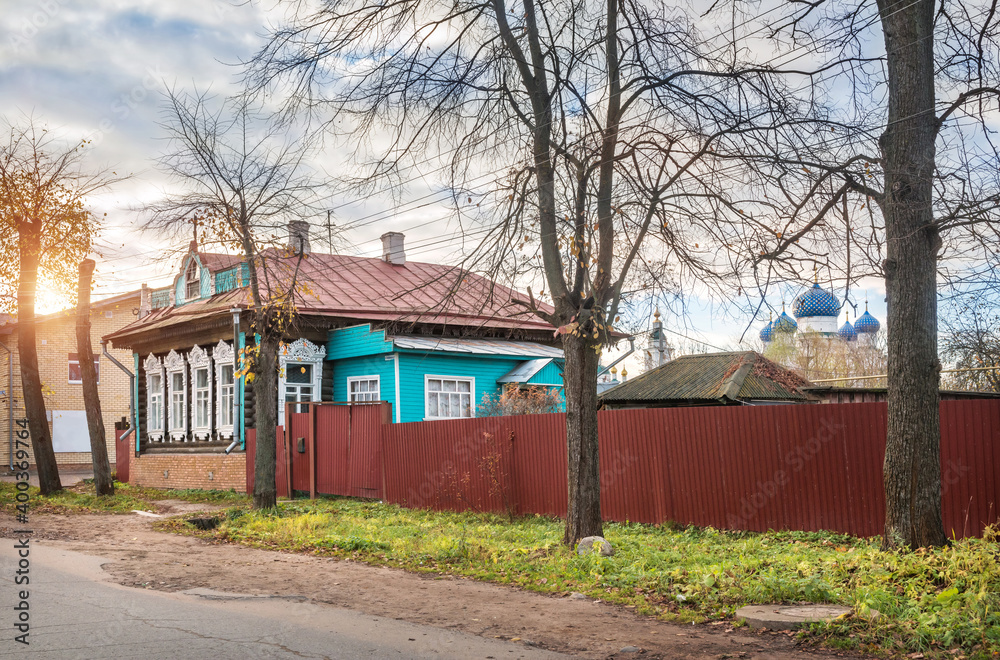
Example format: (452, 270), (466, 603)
(759, 320), (774, 342)
(773, 311), (797, 333)
(855, 309), (881, 334)
(792, 282), (841, 318)
(838, 318), (857, 342)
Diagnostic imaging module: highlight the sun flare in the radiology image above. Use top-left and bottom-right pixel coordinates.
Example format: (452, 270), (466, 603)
(34, 285), (74, 316)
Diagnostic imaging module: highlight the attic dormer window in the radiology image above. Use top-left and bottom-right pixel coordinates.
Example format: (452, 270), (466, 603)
(185, 261), (200, 300)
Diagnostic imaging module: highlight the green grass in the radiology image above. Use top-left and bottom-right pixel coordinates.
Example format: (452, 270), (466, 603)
(0, 480), (248, 515)
(160, 497), (1000, 660)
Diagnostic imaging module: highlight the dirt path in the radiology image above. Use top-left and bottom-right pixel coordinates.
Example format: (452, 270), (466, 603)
(1, 507), (868, 659)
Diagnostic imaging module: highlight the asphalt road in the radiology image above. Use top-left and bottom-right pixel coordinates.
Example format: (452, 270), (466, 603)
(0, 543), (569, 659)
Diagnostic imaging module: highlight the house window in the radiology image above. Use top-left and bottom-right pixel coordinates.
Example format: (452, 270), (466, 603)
(185, 260), (200, 300)
(144, 354), (165, 442)
(194, 367), (210, 429)
(277, 338), (325, 426)
(149, 372), (163, 437)
(68, 353), (100, 384)
(171, 372), (186, 431)
(188, 344), (213, 440)
(219, 364), (234, 429)
(214, 340), (236, 439)
(348, 376), (380, 402)
(164, 349), (188, 442)
(285, 363), (314, 413)
(425, 376), (475, 419)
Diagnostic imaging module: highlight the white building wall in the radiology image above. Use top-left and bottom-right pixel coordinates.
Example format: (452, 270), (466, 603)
(796, 316), (838, 334)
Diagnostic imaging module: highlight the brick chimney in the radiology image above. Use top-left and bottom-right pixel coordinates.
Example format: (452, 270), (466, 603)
(288, 220), (311, 255)
(139, 283), (151, 318)
(381, 232), (405, 266)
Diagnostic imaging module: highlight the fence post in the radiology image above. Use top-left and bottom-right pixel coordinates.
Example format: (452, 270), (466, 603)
(284, 402), (293, 499)
(309, 402), (317, 500)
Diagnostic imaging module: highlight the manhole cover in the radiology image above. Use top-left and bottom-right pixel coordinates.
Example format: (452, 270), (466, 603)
(735, 604), (852, 630)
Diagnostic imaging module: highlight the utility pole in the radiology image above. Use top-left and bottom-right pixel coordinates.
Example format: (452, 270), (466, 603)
(326, 210), (333, 252)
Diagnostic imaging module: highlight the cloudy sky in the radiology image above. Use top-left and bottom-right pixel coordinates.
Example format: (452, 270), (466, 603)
(1, 0), (888, 367)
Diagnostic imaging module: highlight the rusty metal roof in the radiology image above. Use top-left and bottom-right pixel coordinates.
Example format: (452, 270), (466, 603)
(106, 250), (555, 349)
(599, 351), (812, 405)
(197, 251), (244, 273)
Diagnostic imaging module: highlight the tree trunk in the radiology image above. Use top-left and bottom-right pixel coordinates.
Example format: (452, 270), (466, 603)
(877, 0), (947, 549)
(252, 331), (279, 509)
(76, 259), (114, 496)
(17, 218), (62, 495)
(562, 332), (603, 546)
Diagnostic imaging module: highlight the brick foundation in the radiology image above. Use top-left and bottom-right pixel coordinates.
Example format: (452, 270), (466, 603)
(129, 451), (246, 492)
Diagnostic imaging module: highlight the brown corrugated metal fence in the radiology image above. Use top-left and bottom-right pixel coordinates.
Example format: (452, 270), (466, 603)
(382, 400), (998, 539)
(246, 399), (998, 539)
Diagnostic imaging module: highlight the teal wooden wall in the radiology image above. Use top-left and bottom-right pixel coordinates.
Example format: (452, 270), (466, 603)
(526, 360), (564, 386)
(173, 254), (210, 305)
(327, 324), (393, 360)
(327, 324), (565, 422)
(329, 353), (397, 420)
(396, 352), (525, 422)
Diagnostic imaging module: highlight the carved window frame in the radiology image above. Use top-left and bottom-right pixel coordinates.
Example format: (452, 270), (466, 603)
(164, 349), (188, 442)
(188, 344), (213, 440)
(214, 340), (236, 440)
(277, 338), (324, 426)
(144, 354), (165, 442)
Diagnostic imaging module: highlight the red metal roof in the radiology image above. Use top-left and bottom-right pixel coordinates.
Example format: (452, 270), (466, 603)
(106, 250), (555, 347)
(197, 251), (244, 273)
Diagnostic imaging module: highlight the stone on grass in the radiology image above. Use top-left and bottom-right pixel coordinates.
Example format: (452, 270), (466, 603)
(576, 536), (615, 556)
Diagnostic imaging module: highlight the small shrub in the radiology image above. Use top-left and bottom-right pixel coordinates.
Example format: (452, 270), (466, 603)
(477, 384), (563, 416)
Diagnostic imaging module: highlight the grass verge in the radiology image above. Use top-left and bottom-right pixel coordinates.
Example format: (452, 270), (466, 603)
(0, 480), (248, 514)
(157, 497), (999, 660)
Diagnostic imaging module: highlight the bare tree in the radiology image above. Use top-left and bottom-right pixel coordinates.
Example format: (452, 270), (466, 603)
(0, 119), (122, 495)
(941, 296), (1000, 392)
(710, 0), (1000, 547)
(76, 259), (113, 495)
(245, 0), (788, 544)
(151, 90), (325, 509)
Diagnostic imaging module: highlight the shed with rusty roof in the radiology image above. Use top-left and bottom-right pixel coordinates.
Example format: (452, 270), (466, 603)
(599, 351), (814, 408)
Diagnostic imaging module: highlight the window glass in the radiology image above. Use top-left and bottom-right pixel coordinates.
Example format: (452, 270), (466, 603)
(194, 367), (210, 428)
(348, 377), (379, 402)
(221, 364), (234, 386)
(185, 261), (200, 299)
(170, 372), (185, 430)
(286, 363), (312, 384)
(426, 377), (474, 418)
(149, 373), (163, 429)
(68, 355), (100, 383)
(220, 365), (234, 428)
